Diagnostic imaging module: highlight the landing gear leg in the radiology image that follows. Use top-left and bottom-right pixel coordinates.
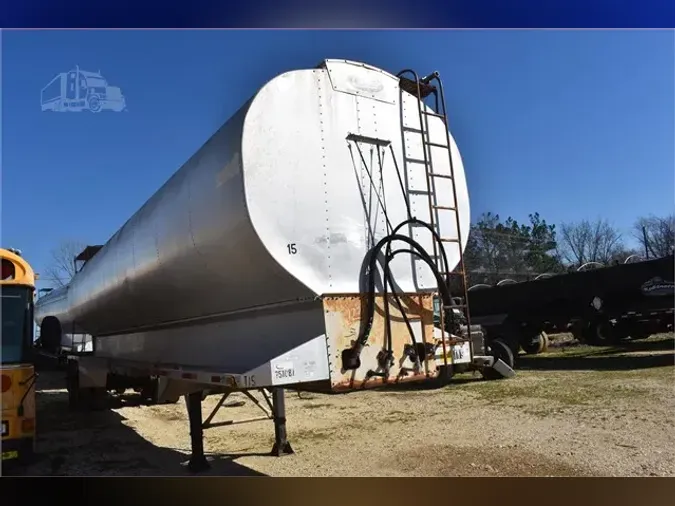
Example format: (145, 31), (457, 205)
(270, 388), (294, 457)
(185, 390), (210, 473)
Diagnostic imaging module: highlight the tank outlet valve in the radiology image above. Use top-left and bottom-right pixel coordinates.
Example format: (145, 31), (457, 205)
(422, 342), (436, 359)
(341, 344), (364, 371)
(403, 344), (418, 363)
(377, 349), (395, 371)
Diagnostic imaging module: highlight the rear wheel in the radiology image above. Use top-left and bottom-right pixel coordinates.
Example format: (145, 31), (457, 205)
(570, 320), (588, 343)
(521, 331), (549, 355)
(540, 331), (550, 352)
(593, 319), (614, 344)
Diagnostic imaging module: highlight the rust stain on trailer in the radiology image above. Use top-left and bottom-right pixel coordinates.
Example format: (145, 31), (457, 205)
(322, 293), (439, 392)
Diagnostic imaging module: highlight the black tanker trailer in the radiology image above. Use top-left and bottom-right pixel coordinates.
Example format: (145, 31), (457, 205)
(466, 255), (674, 355)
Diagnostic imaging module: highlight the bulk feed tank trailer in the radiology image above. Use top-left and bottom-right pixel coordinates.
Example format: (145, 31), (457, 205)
(35, 59), (515, 472)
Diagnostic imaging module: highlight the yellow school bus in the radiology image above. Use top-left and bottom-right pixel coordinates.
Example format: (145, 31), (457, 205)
(1, 248), (37, 463)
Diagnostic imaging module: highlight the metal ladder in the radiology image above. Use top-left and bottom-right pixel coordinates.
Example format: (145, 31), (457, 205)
(396, 69), (472, 339)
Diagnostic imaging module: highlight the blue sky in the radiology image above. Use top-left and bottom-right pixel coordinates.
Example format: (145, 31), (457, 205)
(2, 30), (673, 286)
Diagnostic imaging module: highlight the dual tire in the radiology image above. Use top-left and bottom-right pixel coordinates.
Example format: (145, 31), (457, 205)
(520, 331), (549, 355)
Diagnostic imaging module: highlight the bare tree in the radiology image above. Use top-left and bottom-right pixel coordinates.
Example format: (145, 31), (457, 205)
(558, 218), (624, 267)
(633, 214), (675, 259)
(43, 240), (85, 288)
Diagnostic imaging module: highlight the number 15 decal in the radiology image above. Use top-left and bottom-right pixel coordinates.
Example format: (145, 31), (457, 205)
(287, 243), (297, 255)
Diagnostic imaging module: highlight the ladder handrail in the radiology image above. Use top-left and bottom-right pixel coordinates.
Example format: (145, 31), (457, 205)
(427, 72), (473, 335)
(397, 69), (441, 279)
(397, 69), (473, 339)
(398, 69), (448, 368)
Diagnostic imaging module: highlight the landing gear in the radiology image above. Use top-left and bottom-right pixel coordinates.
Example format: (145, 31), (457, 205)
(184, 387), (294, 474)
(185, 391), (210, 473)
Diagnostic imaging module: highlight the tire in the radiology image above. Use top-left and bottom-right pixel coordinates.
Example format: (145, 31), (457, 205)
(570, 320), (588, 343)
(521, 332), (548, 355)
(482, 339), (515, 381)
(88, 95), (102, 113)
(592, 319), (616, 345)
(573, 319), (608, 346)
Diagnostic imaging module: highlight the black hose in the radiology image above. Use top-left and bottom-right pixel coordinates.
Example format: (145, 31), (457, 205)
(390, 218), (451, 285)
(354, 231), (457, 352)
(379, 216), (453, 362)
(382, 248), (432, 359)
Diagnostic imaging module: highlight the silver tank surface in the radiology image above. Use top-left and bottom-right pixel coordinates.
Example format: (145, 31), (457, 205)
(35, 60), (471, 372)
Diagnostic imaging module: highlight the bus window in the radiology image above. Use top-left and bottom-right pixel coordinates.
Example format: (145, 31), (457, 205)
(1, 259), (15, 280)
(1, 286), (30, 364)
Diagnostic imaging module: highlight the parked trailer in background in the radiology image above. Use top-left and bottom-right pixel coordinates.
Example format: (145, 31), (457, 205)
(35, 59), (514, 472)
(467, 254), (674, 355)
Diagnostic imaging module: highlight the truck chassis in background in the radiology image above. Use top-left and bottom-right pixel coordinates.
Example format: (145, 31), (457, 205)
(465, 255), (674, 357)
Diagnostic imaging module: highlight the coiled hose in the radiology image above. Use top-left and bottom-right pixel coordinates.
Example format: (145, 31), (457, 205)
(341, 218), (464, 370)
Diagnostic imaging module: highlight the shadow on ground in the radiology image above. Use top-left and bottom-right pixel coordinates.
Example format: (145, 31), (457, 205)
(4, 371), (267, 477)
(519, 336), (674, 372)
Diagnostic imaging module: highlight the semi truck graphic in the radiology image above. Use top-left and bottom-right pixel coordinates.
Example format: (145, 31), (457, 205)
(41, 66), (126, 113)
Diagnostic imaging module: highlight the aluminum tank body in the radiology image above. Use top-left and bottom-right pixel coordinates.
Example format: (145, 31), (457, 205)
(35, 59), (471, 374)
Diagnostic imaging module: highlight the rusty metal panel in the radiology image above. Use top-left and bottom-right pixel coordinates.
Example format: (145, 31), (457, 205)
(323, 293), (439, 392)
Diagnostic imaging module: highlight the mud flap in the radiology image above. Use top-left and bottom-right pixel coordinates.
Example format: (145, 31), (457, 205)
(492, 358), (516, 379)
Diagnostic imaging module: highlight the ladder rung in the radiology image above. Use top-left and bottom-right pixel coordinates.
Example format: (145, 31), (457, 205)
(402, 126), (424, 133)
(422, 110), (446, 119)
(430, 173), (453, 180)
(440, 238), (460, 243)
(433, 205), (456, 211)
(439, 271), (465, 276)
(408, 190), (431, 195)
(424, 141), (449, 149)
(405, 157), (429, 165)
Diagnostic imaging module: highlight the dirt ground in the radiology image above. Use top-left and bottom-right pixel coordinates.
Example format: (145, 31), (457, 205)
(7, 332), (675, 477)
